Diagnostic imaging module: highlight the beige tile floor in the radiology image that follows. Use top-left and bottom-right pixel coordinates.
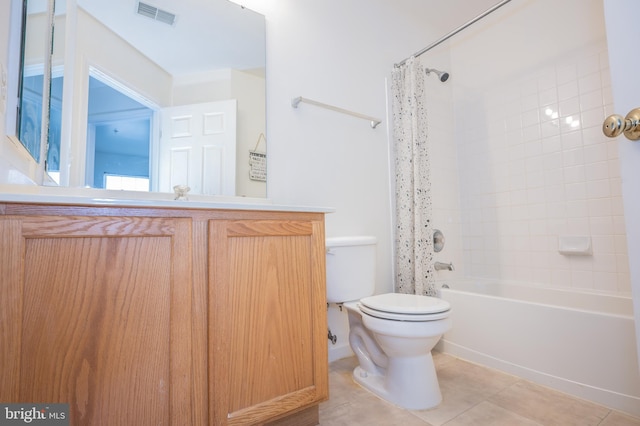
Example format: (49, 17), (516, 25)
(319, 352), (640, 426)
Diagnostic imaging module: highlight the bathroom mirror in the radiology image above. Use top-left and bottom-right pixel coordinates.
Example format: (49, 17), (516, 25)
(19, 0), (266, 197)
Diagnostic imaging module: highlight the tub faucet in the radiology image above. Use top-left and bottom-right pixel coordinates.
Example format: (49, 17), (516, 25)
(434, 261), (454, 271)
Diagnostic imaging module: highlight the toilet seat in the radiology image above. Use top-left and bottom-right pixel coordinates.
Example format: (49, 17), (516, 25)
(359, 293), (450, 322)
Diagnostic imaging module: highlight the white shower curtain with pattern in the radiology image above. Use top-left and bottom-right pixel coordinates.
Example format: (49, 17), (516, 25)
(391, 57), (436, 297)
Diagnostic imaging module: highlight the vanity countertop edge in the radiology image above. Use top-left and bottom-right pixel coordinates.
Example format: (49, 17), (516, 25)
(0, 185), (335, 213)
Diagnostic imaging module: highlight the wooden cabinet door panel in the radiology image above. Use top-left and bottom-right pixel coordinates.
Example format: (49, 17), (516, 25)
(210, 219), (328, 425)
(0, 216), (193, 426)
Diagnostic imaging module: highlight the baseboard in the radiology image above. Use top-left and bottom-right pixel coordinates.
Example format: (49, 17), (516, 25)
(328, 342), (353, 363)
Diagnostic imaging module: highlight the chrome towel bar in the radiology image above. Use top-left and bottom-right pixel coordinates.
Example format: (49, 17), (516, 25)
(291, 96), (382, 129)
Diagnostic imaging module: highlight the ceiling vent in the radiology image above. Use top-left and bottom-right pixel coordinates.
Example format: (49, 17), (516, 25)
(136, 2), (176, 26)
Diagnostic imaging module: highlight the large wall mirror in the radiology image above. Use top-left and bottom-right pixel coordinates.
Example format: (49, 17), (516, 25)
(18, 0), (266, 197)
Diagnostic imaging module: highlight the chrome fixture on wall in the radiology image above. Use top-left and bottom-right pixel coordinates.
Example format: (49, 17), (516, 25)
(434, 261), (454, 271)
(425, 68), (450, 82)
(602, 107), (640, 141)
(433, 229), (445, 252)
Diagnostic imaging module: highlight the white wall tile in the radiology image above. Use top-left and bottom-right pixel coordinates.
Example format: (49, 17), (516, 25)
(584, 144), (608, 164)
(542, 136), (562, 153)
(586, 179), (611, 198)
(593, 253), (618, 273)
(584, 160), (609, 182)
(561, 131), (582, 150)
(563, 148), (585, 167)
(581, 106), (606, 128)
(591, 271), (618, 292)
(578, 54), (601, 76)
(580, 88), (604, 110)
(590, 216), (614, 235)
(559, 96), (580, 117)
(579, 73), (603, 93)
(445, 17), (627, 294)
(566, 200), (589, 218)
(563, 165), (585, 183)
(559, 80), (579, 100)
(566, 217), (590, 234)
(592, 234), (616, 253)
(588, 198), (613, 217)
(539, 88), (558, 106)
(571, 269), (595, 289)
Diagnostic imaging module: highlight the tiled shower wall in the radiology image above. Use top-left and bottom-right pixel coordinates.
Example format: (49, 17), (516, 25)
(422, 0), (631, 295)
(429, 1), (630, 295)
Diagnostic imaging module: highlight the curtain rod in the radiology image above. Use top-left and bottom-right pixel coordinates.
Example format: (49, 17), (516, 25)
(395, 0), (513, 68)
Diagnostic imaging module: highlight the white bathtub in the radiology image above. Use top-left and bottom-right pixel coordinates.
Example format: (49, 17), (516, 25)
(436, 280), (640, 417)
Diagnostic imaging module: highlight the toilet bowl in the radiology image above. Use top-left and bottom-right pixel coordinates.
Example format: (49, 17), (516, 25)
(344, 294), (451, 410)
(326, 236), (452, 410)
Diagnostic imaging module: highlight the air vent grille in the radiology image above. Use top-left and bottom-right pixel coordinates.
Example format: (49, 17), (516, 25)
(137, 2), (176, 26)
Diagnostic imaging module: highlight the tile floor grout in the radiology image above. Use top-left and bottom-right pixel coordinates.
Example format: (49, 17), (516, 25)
(319, 352), (640, 426)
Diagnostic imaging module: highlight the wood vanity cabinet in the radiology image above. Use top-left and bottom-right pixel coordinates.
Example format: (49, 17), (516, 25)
(0, 203), (328, 426)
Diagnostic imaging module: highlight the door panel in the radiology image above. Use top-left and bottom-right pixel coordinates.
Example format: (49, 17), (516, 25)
(209, 219), (328, 425)
(160, 100), (237, 195)
(0, 215), (193, 425)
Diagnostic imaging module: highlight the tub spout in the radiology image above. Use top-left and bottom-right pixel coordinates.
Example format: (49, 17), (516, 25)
(434, 261), (454, 271)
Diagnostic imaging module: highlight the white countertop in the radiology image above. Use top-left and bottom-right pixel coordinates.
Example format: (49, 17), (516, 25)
(0, 184), (334, 213)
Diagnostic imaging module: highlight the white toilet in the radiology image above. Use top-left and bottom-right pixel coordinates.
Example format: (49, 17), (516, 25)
(326, 236), (451, 410)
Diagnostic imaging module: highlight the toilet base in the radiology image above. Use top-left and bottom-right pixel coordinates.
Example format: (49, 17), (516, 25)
(352, 352), (442, 410)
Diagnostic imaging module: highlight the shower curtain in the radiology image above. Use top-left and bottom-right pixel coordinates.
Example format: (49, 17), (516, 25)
(391, 57), (436, 297)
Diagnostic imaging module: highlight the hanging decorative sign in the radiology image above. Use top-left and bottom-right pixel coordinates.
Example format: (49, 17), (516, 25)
(249, 133), (267, 182)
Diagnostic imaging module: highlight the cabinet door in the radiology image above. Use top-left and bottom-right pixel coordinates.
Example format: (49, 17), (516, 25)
(209, 218), (328, 425)
(0, 215), (194, 425)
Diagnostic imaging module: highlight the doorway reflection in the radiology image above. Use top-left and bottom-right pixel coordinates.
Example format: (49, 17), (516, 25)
(86, 76), (153, 190)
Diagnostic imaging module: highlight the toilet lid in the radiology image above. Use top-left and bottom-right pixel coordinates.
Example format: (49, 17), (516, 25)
(358, 303), (450, 321)
(360, 293), (450, 315)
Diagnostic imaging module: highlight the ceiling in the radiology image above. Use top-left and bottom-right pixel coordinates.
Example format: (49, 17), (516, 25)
(431, 0), (510, 30)
(235, 0), (507, 44)
(65, 0), (505, 78)
(62, 0), (266, 77)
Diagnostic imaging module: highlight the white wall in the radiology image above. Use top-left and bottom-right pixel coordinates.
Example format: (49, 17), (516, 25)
(240, 0), (448, 360)
(426, 0), (631, 295)
(234, 0), (635, 361)
(604, 0), (640, 370)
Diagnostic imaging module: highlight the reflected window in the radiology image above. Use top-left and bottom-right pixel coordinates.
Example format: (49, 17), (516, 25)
(18, 74), (43, 161)
(104, 174), (150, 192)
(14, 0), (61, 176)
(47, 74), (63, 179)
(17, 0), (52, 162)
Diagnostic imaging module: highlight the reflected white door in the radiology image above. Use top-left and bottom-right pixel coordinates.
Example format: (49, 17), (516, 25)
(159, 100), (237, 195)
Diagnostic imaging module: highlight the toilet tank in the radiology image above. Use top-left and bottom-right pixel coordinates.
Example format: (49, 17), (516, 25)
(325, 236), (377, 304)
